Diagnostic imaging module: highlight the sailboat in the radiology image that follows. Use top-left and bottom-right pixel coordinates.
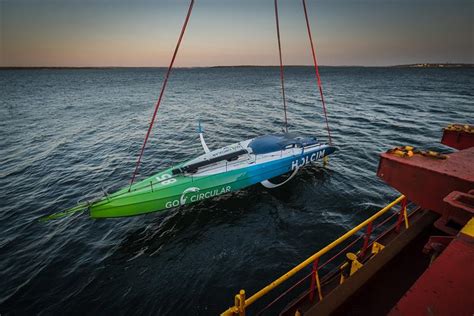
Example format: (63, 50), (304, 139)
(42, 0), (336, 220)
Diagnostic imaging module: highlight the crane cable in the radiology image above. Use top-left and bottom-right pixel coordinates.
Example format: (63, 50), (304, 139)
(274, 0), (289, 133)
(130, 0), (332, 188)
(302, 0), (333, 145)
(129, 0), (195, 189)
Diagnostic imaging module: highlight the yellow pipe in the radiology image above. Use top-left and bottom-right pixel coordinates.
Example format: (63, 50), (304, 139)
(403, 205), (409, 229)
(239, 290), (245, 316)
(315, 271), (323, 301)
(224, 194), (405, 312)
(234, 294), (239, 313)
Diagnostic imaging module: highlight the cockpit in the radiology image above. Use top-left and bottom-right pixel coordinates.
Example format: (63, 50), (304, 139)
(247, 133), (318, 155)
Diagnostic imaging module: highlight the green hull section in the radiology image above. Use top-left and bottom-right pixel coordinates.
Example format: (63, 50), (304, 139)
(90, 166), (243, 218)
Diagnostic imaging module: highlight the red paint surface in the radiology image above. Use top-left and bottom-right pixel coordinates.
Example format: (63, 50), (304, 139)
(441, 128), (474, 150)
(377, 147), (474, 217)
(389, 236), (474, 316)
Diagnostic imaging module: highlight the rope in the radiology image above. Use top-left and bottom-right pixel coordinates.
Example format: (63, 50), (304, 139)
(274, 0), (289, 133)
(302, 0), (332, 145)
(129, 0), (195, 189)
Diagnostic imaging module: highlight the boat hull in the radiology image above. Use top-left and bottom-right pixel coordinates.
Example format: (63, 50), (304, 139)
(90, 144), (336, 218)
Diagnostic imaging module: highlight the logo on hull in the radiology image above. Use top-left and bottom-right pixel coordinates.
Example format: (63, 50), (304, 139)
(291, 149), (326, 170)
(180, 187), (200, 205)
(165, 185), (232, 209)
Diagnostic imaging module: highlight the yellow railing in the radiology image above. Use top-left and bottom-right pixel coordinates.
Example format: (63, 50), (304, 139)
(221, 195), (407, 316)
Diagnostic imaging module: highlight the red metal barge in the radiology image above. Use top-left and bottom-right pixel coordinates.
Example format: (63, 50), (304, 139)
(222, 123), (474, 316)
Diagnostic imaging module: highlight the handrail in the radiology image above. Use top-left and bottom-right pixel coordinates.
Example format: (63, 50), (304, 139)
(256, 201), (417, 315)
(222, 194), (406, 315)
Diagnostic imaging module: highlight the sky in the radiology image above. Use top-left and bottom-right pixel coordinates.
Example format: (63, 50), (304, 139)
(0, 0), (472, 67)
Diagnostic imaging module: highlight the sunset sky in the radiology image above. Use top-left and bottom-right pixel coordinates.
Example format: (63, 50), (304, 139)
(1, 0), (472, 67)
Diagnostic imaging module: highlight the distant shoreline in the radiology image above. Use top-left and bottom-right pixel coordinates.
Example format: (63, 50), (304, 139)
(390, 63), (473, 68)
(1, 63), (472, 70)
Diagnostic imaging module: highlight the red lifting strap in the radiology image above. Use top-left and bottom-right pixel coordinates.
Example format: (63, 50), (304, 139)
(274, 0), (289, 133)
(302, 0), (333, 145)
(130, 0), (195, 188)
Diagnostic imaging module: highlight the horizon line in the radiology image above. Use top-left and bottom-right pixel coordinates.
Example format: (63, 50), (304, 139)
(1, 63), (473, 69)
